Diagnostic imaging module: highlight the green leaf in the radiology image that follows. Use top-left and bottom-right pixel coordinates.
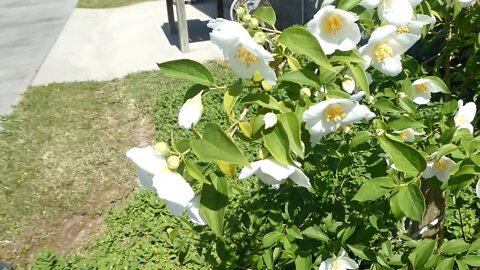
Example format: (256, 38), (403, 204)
(242, 93), (289, 112)
(349, 131), (372, 149)
(408, 239), (436, 268)
(436, 257), (454, 270)
(457, 259), (469, 270)
(295, 253), (312, 270)
(337, 0), (362, 10)
(373, 98), (403, 114)
(435, 144), (458, 161)
(468, 238), (480, 254)
(278, 112), (304, 158)
(347, 244), (375, 260)
(286, 226), (303, 239)
(319, 66), (344, 84)
(279, 26), (332, 69)
(389, 192), (404, 218)
(378, 135), (426, 176)
(440, 239), (470, 255)
(462, 255), (480, 267)
(262, 231), (283, 247)
(424, 76), (450, 94)
(263, 123), (293, 166)
(347, 63), (369, 97)
(398, 185), (425, 222)
(223, 81), (243, 120)
(158, 59), (213, 86)
(184, 160), (209, 184)
(278, 69), (321, 88)
(191, 123), (250, 167)
(263, 249), (274, 269)
(353, 178), (393, 202)
(301, 226), (330, 242)
(388, 116), (426, 131)
(200, 174), (228, 237)
(252, 7), (276, 26)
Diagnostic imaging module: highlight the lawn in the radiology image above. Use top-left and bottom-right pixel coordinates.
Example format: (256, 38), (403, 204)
(0, 62), (230, 267)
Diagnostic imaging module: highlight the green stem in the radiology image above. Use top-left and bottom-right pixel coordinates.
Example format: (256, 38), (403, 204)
(453, 195), (466, 240)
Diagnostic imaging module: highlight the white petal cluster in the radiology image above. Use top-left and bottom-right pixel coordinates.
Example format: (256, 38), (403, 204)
(422, 156), (456, 183)
(126, 146), (206, 225)
(393, 128), (424, 142)
(476, 180), (480, 199)
(411, 78), (443, 105)
(459, 0), (476, 7)
(454, 100), (477, 134)
(239, 159), (311, 189)
(361, 0), (415, 26)
(319, 251), (358, 270)
(303, 97), (376, 146)
(359, 25), (418, 76)
(207, 18), (276, 85)
(178, 91), (203, 129)
(306, 5), (361, 55)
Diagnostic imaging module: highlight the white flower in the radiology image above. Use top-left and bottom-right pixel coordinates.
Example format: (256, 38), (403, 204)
(359, 25), (418, 76)
(395, 14), (436, 38)
(361, 0), (414, 26)
(411, 78), (443, 105)
(393, 128), (425, 142)
(476, 180), (480, 198)
(264, 112), (278, 129)
(126, 146), (206, 225)
(342, 71), (373, 94)
(454, 100), (477, 134)
(422, 156), (456, 183)
(303, 98), (375, 146)
(208, 18), (276, 85)
(239, 159), (311, 188)
(459, 0), (476, 7)
(306, 5), (361, 55)
(379, 153), (398, 170)
(178, 91), (203, 129)
(319, 251), (358, 270)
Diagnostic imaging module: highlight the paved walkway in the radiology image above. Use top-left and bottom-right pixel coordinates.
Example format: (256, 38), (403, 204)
(0, 0), (76, 115)
(32, 0), (223, 85)
(0, 0), (224, 115)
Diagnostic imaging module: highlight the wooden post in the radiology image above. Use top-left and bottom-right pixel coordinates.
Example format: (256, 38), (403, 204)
(166, 0), (177, 33)
(216, 0), (224, 18)
(175, 0), (190, 53)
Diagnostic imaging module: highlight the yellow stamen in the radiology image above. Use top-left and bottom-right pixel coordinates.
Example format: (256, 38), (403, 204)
(323, 15), (342, 34)
(400, 130), (410, 140)
(396, 26), (410, 34)
(236, 47), (257, 67)
(434, 160), (447, 171)
(331, 259), (343, 270)
(374, 43), (394, 61)
(326, 104), (347, 123)
(415, 83), (428, 93)
(457, 115), (468, 126)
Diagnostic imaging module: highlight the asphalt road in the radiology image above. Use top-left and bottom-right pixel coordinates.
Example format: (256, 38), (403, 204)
(0, 0), (76, 115)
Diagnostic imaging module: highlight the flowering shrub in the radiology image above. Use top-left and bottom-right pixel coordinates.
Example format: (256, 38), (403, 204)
(128, 0), (480, 268)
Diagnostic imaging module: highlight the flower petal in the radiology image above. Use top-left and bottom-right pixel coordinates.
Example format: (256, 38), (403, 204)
(152, 173), (195, 216)
(378, 0), (413, 26)
(257, 159), (295, 181)
(239, 161), (262, 180)
(339, 257), (360, 269)
(126, 146), (167, 176)
(289, 168), (312, 188)
(422, 163), (435, 179)
(342, 103), (376, 124)
(186, 195), (207, 225)
(372, 55), (403, 76)
(476, 180), (480, 199)
(178, 92), (203, 129)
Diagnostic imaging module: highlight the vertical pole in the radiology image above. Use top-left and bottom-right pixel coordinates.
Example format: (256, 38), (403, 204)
(216, 0), (224, 18)
(166, 0), (177, 33)
(176, 0), (190, 52)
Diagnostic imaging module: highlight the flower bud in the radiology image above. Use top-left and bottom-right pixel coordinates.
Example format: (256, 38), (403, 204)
(153, 142), (170, 156)
(253, 31), (267, 44)
(249, 18), (260, 29)
(242, 14), (251, 23)
(300, 87), (311, 98)
(236, 6), (246, 17)
(167, 156), (180, 170)
(264, 112), (277, 129)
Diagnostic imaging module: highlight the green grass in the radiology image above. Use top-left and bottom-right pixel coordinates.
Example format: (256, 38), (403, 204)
(77, 0), (155, 8)
(0, 63), (231, 267)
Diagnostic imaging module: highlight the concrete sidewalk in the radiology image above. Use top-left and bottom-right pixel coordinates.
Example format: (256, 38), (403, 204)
(32, 0), (224, 85)
(0, 0), (77, 115)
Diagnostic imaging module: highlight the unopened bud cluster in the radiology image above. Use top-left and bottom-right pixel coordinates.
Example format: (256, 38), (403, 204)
(153, 142), (181, 170)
